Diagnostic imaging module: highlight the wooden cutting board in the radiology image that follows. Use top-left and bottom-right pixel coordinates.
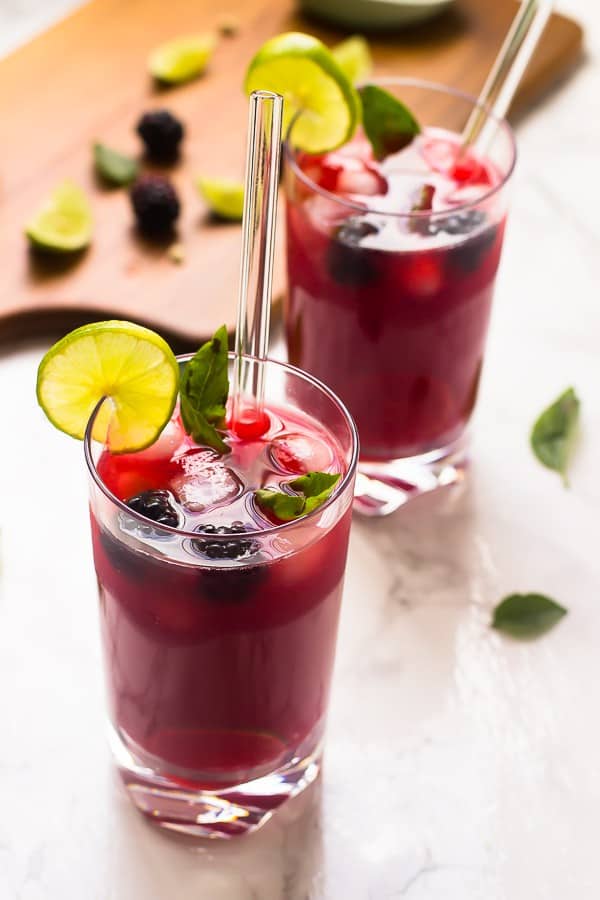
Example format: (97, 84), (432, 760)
(0, 0), (582, 348)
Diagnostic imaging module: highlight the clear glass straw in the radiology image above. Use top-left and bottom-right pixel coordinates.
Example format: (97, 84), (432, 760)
(462, 0), (554, 151)
(232, 90), (283, 425)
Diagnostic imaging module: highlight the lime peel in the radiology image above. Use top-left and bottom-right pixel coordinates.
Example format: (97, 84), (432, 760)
(149, 33), (216, 84)
(36, 321), (179, 454)
(25, 181), (93, 253)
(331, 35), (372, 84)
(196, 176), (244, 221)
(244, 32), (360, 154)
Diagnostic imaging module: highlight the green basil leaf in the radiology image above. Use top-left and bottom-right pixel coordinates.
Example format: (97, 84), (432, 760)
(358, 84), (421, 160)
(179, 393), (228, 454)
(180, 324), (229, 453)
(255, 471), (341, 522)
(93, 143), (139, 186)
(492, 593), (567, 639)
(254, 489), (306, 522)
(289, 471), (340, 513)
(531, 387), (580, 486)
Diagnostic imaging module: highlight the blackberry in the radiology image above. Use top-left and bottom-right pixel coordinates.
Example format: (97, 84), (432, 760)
(192, 521), (259, 561)
(136, 109), (184, 162)
(416, 208), (486, 239)
(130, 175), (180, 235)
(442, 208), (485, 236)
(452, 224), (498, 273)
(327, 217), (381, 287)
(126, 490), (179, 528)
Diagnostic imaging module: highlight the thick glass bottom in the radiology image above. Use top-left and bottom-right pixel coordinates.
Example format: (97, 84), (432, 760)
(109, 723), (323, 838)
(353, 434), (469, 517)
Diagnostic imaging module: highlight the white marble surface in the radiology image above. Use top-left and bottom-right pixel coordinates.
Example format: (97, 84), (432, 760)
(1, 2), (599, 898)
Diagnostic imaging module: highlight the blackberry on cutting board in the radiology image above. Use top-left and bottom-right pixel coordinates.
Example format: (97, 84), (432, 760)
(130, 174), (180, 235)
(136, 109), (184, 162)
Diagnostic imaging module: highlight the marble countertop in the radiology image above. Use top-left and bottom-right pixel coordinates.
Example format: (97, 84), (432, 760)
(1, 2), (599, 898)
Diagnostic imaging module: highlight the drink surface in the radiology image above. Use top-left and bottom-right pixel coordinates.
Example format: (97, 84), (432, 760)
(286, 127), (507, 460)
(91, 404), (351, 787)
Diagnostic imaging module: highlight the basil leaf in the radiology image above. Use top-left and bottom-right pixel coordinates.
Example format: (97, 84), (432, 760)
(255, 472), (341, 522)
(531, 387), (580, 486)
(289, 471), (340, 513)
(492, 593), (567, 639)
(180, 324), (229, 453)
(93, 143), (139, 186)
(254, 489), (305, 522)
(358, 84), (421, 160)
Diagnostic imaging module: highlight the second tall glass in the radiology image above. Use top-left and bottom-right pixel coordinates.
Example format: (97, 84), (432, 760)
(284, 79), (516, 514)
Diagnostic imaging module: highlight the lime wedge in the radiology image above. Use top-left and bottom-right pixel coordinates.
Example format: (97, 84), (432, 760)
(37, 321), (179, 453)
(25, 181), (92, 253)
(196, 176), (244, 221)
(331, 36), (372, 85)
(149, 33), (216, 84)
(244, 32), (360, 153)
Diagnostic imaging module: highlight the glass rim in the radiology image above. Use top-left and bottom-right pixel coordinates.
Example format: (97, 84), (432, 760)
(83, 351), (359, 540)
(284, 76), (517, 221)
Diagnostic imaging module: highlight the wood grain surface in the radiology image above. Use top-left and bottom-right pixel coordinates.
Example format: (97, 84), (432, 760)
(0, 0), (583, 348)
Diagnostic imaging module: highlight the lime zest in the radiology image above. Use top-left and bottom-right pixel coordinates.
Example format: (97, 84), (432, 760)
(36, 321), (179, 454)
(244, 32), (360, 154)
(196, 176), (244, 221)
(149, 33), (216, 84)
(25, 181), (93, 253)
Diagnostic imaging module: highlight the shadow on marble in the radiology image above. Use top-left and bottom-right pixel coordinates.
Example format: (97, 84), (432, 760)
(106, 774), (324, 899)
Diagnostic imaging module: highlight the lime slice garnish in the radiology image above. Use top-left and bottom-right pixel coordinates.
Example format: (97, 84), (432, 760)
(244, 32), (360, 153)
(196, 176), (244, 221)
(25, 181), (93, 253)
(149, 33), (216, 84)
(331, 35), (372, 84)
(37, 321), (179, 453)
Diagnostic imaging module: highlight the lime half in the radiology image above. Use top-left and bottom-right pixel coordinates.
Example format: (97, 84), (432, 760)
(37, 321), (179, 453)
(149, 33), (216, 84)
(196, 176), (244, 221)
(332, 36), (372, 85)
(244, 32), (360, 153)
(25, 181), (92, 253)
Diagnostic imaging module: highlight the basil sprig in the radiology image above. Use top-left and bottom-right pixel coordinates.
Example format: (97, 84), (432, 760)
(180, 324), (229, 453)
(358, 84), (421, 160)
(256, 471), (341, 522)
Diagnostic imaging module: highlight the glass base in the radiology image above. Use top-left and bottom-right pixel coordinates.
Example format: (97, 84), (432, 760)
(109, 725), (323, 839)
(353, 435), (469, 517)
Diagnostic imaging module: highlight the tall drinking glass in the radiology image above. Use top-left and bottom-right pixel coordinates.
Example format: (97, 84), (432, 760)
(285, 78), (516, 515)
(85, 354), (358, 837)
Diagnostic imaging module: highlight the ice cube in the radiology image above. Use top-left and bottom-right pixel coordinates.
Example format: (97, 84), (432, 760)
(304, 194), (351, 233)
(446, 184), (489, 206)
(337, 165), (387, 197)
(269, 432), (334, 475)
(419, 135), (458, 176)
(133, 418), (186, 463)
(170, 449), (243, 512)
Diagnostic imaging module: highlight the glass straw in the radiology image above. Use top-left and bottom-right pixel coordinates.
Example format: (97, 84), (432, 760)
(232, 90), (283, 427)
(462, 0), (554, 151)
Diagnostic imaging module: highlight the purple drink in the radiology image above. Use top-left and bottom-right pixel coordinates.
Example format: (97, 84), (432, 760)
(86, 355), (358, 837)
(285, 80), (516, 513)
